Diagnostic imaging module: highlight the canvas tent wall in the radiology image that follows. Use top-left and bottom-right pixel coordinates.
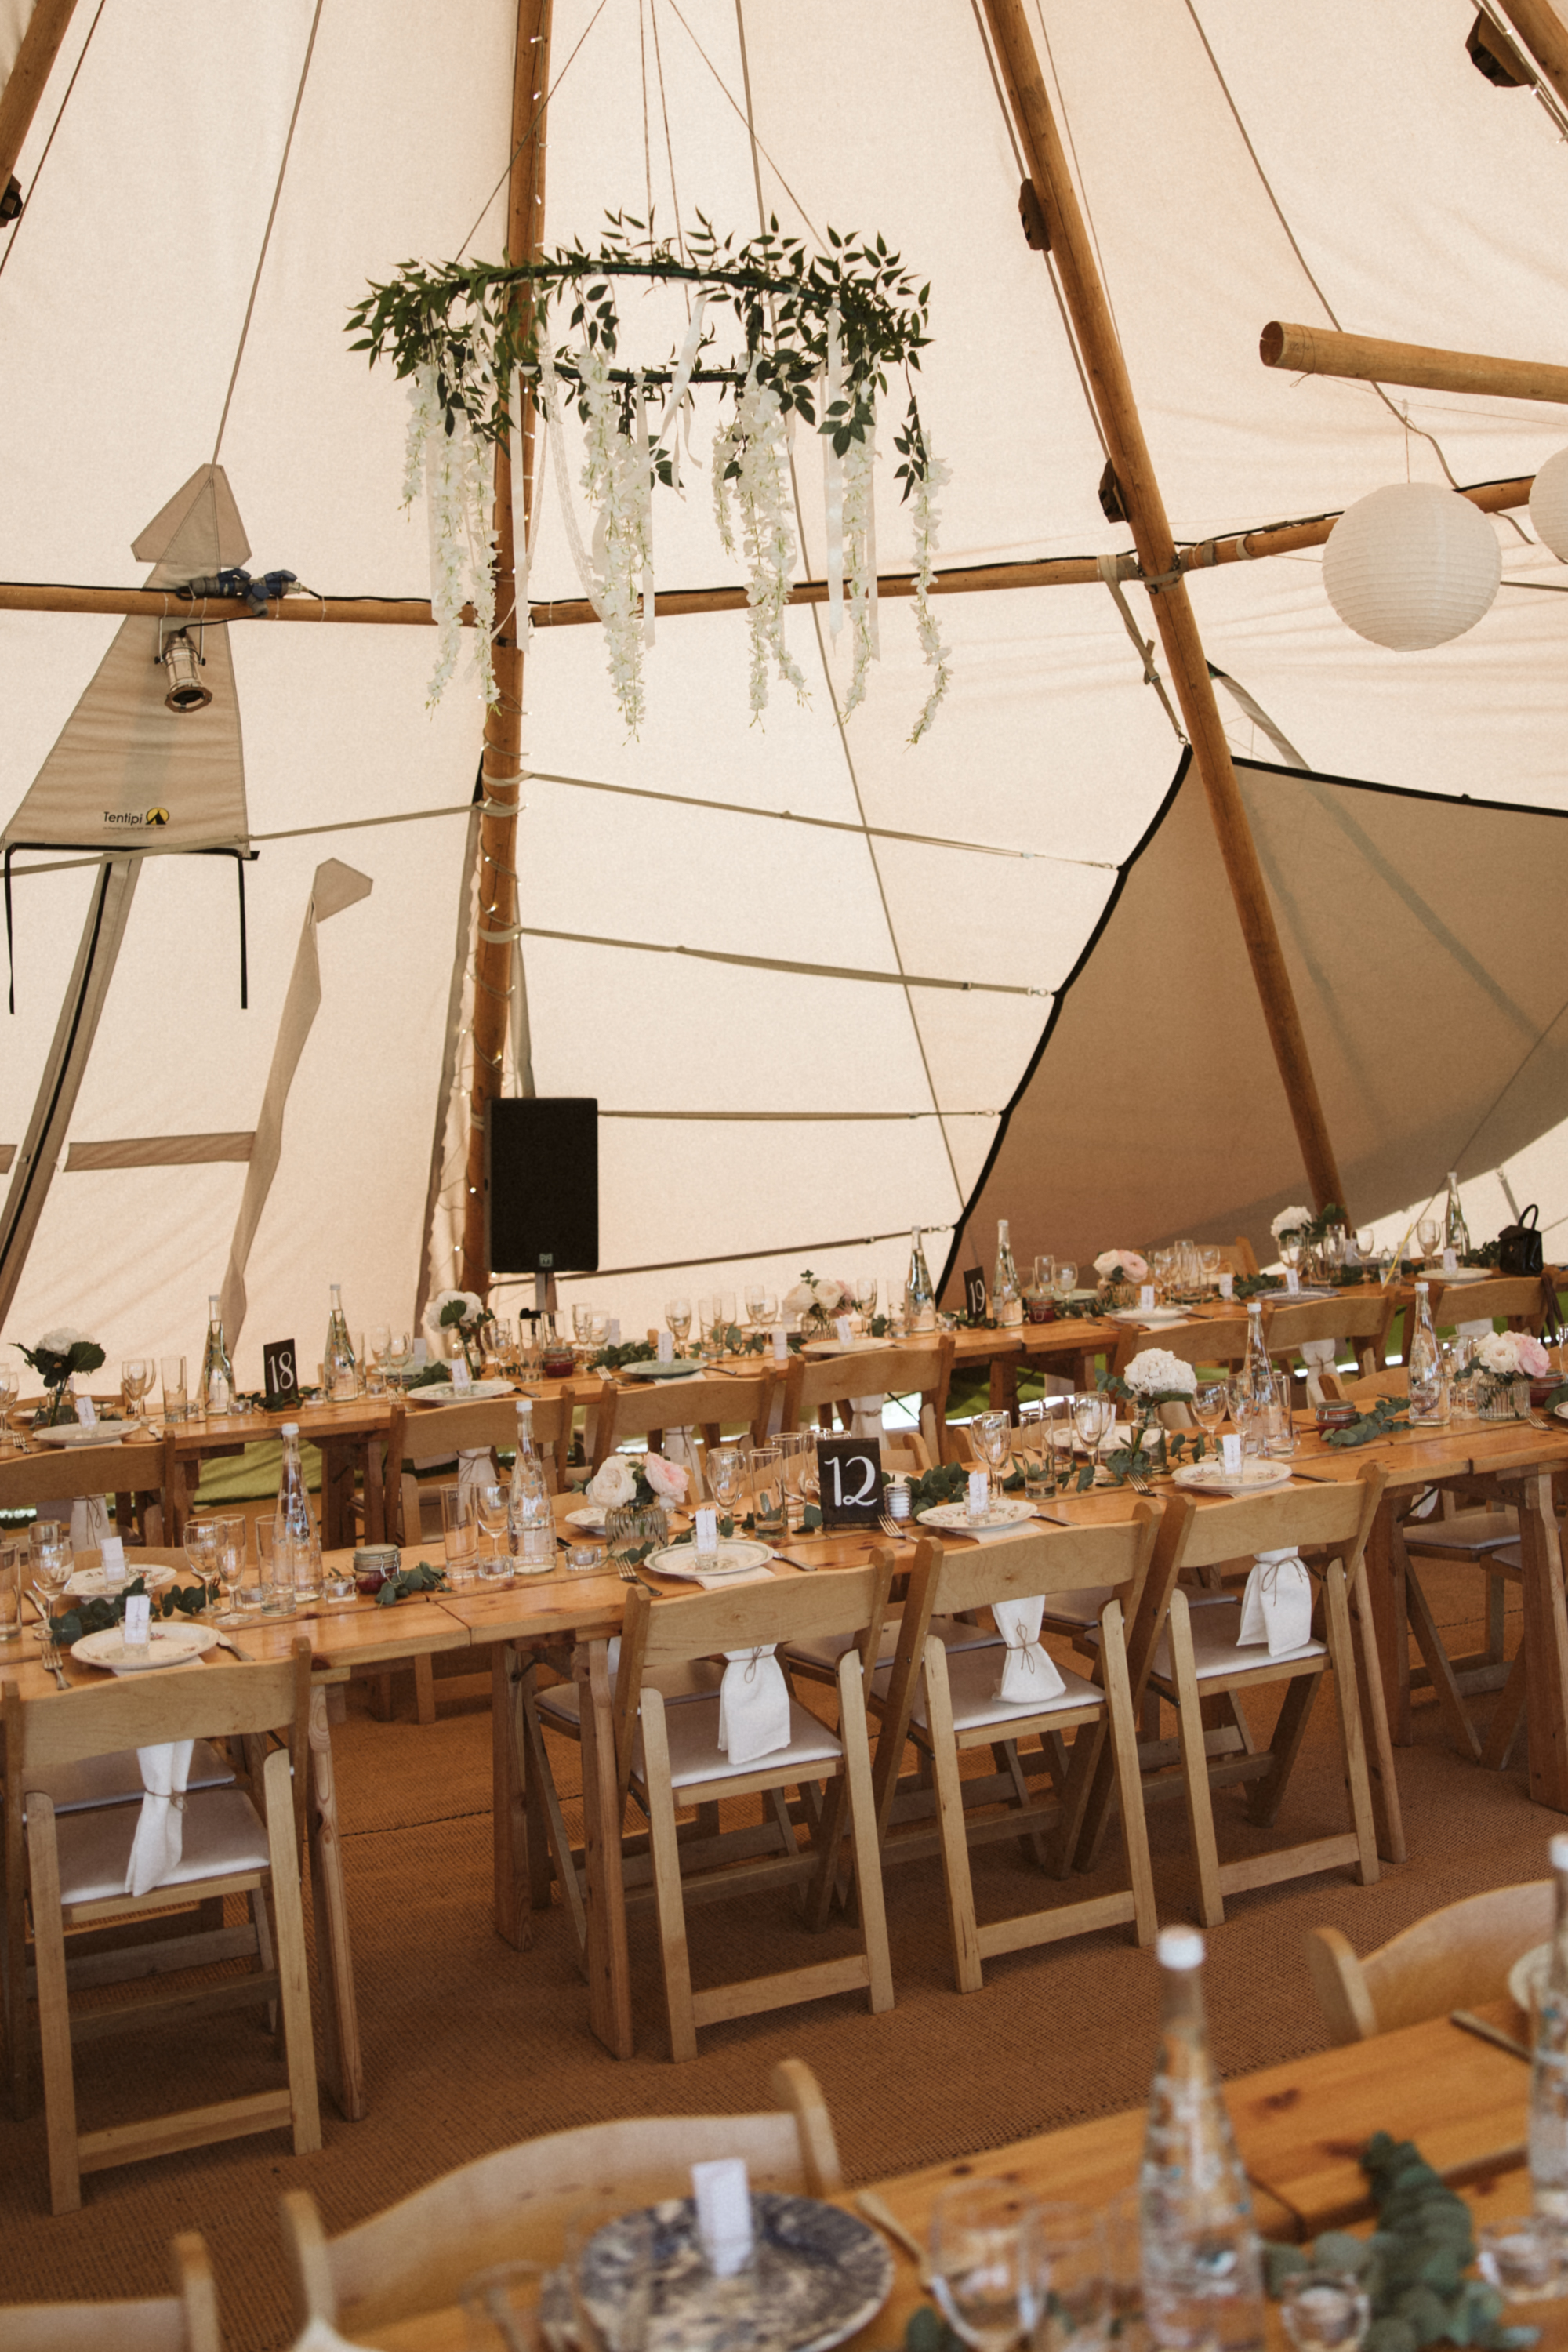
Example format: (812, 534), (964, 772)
(3, 0), (1568, 1380)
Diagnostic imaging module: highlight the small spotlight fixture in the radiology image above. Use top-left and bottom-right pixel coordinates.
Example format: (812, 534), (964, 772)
(160, 627), (212, 713)
(0, 176), (22, 225)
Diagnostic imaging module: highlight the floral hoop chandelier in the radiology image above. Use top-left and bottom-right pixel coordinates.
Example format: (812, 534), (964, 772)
(349, 214), (951, 739)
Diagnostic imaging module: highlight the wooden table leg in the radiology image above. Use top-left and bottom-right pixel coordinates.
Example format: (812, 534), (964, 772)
(362, 1430), (386, 1544)
(1348, 1552), (1407, 1864)
(577, 1639), (633, 2059)
(492, 1643), (532, 1950)
(1514, 1469), (1568, 1813)
(305, 1682), (365, 2120)
(318, 1438), (358, 1550)
(1363, 1501), (1412, 1746)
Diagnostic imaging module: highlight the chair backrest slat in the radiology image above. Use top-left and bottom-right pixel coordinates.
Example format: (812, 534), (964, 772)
(781, 1338), (953, 1437)
(4, 1645), (311, 1773)
(1109, 1319), (1249, 1378)
(590, 1371), (775, 1470)
(631, 1560), (891, 1671)
(1168, 1465), (1385, 1574)
(1263, 1294), (1397, 1356)
(1426, 1276), (1548, 1330)
(919, 1512), (1160, 1618)
(0, 1436), (172, 1514)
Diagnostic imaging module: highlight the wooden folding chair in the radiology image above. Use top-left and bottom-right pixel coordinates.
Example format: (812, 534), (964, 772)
(0, 1435), (178, 1554)
(379, 1392), (570, 1724)
(614, 1562), (895, 2060)
(866, 1518), (1161, 1989)
(2, 1642), (319, 2211)
(779, 1336), (954, 1465)
(281, 2056), (839, 2339)
(587, 1369), (775, 1486)
(0, 2230), (222, 2350)
(1133, 1466), (1387, 1926)
(1109, 1319), (1250, 1382)
(1262, 1293), (1398, 1403)
(1306, 1878), (1552, 2044)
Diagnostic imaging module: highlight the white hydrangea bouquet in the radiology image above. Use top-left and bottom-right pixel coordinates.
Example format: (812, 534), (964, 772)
(1089, 1349), (1205, 1485)
(14, 1327), (106, 1426)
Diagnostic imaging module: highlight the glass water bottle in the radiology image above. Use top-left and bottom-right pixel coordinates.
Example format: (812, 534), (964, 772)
(993, 1219), (1022, 1327)
(200, 1292), (233, 1417)
(1141, 1927), (1265, 2352)
(1531, 1833), (1568, 2221)
(324, 1281), (358, 1402)
(509, 1399), (552, 1571)
(1444, 1171), (1471, 1259)
(905, 1226), (936, 1333)
(1406, 1279), (1450, 1425)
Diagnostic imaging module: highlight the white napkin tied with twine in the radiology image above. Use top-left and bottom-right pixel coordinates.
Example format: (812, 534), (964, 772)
(717, 1643), (791, 1764)
(848, 1393), (885, 1440)
(125, 1740), (195, 1896)
(992, 1595), (1066, 1705)
(1238, 1547), (1313, 1656)
(70, 1494), (111, 1551)
(1298, 1338), (1338, 1406)
(456, 1450), (492, 1504)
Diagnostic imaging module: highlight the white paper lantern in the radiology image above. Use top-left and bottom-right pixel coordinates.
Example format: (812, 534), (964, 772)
(1530, 446), (1568, 562)
(1322, 481), (1501, 650)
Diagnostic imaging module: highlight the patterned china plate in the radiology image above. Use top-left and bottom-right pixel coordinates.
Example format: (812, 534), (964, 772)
(643, 1540), (775, 1581)
(72, 1622), (220, 1674)
(31, 1423), (142, 1448)
(800, 1337), (885, 1357)
(576, 2193), (893, 2352)
(1171, 1459), (1292, 1496)
(65, 1562), (176, 1596)
(917, 1497), (1036, 1536)
(622, 1360), (707, 1380)
(565, 1505), (612, 1534)
(405, 1378), (514, 1404)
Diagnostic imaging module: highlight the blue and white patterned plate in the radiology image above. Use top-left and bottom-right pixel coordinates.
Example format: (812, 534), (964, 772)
(576, 2194), (893, 2352)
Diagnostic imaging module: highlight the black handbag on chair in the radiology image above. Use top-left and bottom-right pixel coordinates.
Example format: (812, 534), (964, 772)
(1497, 1203), (1544, 1277)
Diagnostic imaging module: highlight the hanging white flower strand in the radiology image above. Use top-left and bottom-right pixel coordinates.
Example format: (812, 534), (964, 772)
(908, 433), (953, 743)
(713, 365), (808, 722)
(839, 417), (877, 718)
(578, 336), (653, 733)
(401, 358), (499, 710)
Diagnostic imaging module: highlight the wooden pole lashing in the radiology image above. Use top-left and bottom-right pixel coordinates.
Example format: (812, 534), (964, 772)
(982, 0), (1348, 1215)
(460, 0), (552, 1299)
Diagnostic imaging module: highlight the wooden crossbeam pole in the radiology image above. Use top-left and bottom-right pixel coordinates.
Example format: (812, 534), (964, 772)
(1261, 319), (1568, 407)
(460, 0), (552, 1298)
(982, 0), (1347, 1214)
(1497, 0), (1568, 114)
(0, 474), (1534, 630)
(0, 0), (78, 197)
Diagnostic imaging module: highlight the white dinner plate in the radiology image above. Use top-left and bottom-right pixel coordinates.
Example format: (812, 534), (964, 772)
(643, 1539), (775, 1581)
(1171, 1459), (1294, 1495)
(565, 1504), (612, 1534)
(405, 1378), (514, 1405)
(65, 1562), (176, 1596)
(800, 1337), (884, 1357)
(622, 1359), (707, 1381)
(917, 1497), (1038, 1539)
(1510, 1942), (1550, 2018)
(29, 1423), (140, 1448)
(1427, 1265), (1489, 1283)
(1105, 1307), (1188, 1327)
(72, 1621), (220, 1674)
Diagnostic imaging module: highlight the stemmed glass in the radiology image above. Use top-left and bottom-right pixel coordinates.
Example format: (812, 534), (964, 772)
(1417, 1216), (1441, 1261)
(707, 1445), (747, 1523)
(120, 1357), (152, 1424)
(744, 1283), (768, 1330)
(1071, 1391), (1113, 1478)
(972, 1410), (1012, 1500)
(664, 1296), (692, 1348)
(474, 1481), (513, 1572)
(32, 1522), (73, 1606)
(183, 1516), (220, 1606)
(853, 1271), (878, 1327)
(1192, 1380), (1229, 1456)
(0, 1361), (18, 1447)
(1053, 1260), (1078, 1305)
(929, 2182), (1044, 2352)
(1199, 1246), (1221, 1292)
(214, 1518), (248, 1621)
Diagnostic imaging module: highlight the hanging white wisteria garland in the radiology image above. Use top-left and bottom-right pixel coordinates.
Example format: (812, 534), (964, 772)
(350, 214), (951, 738)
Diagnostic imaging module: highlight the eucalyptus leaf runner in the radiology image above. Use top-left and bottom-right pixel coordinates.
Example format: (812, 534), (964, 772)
(347, 213), (951, 737)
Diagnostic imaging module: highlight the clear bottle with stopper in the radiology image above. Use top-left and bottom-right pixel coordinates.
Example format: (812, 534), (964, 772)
(1531, 1833), (1568, 2221)
(905, 1226), (936, 1332)
(1141, 1926), (1265, 2352)
(324, 1281), (358, 1402)
(200, 1292), (233, 1417)
(1406, 1279), (1450, 1425)
(1444, 1171), (1471, 1258)
(1236, 1301), (1273, 1454)
(993, 1219), (1022, 1327)
(509, 1397), (552, 1572)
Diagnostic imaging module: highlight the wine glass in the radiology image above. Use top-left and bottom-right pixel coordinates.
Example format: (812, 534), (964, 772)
(853, 1270), (878, 1325)
(1199, 1246), (1221, 1291)
(1417, 1216), (1441, 1261)
(32, 1520), (73, 1604)
(0, 1360), (17, 1444)
(1356, 1228), (1377, 1265)
(707, 1445), (746, 1521)
(929, 2182), (1044, 2352)
(665, 1296), (692, 1348)
(1053, 1260), (1078, 1304)
(1192, 1380), (1229, 1452)
(744, 1283), (768, 1329)
(120, 1356), (152, 1423)
(1071, 1390), (1112, 1474)
(474, 1480), (512, 1567)
(972, 1409), (1012, 1494)
(183, 1516), (220, 1606)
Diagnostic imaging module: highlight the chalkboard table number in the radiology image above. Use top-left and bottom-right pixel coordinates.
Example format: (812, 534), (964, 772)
(263, 1339), (300, 1410)
(963, 1265), (987, 1319)
(817, 1433), (884, 1532)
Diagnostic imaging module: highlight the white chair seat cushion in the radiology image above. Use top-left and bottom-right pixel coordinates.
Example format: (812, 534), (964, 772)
(632, 1693), (843, 1789)
(872, 1646), (1103, 1733)
(535, 1658), (726, 1730)
(1039, 1587), (1113, 1628)
(784, 1613), (1000, 1675)
(49, 1787), (271, 1907)
(1145, 1599), (1325, 1683)
(1406, 1506), (1520, 1557)
(25, 1740), (234, 1818)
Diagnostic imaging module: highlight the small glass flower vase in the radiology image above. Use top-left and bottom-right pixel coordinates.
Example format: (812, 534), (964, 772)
(605, 1501), (669, 1550)
(1102, 1283), (1137, 1311)
(1476, 1375), (1528, 1423)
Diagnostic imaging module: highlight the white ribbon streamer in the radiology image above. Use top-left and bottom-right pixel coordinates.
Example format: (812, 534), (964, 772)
(538, 336), (605, 622)
(656, 292), (710, 475)
(824, 305), (844, 640)
(635, 372), (655, 648)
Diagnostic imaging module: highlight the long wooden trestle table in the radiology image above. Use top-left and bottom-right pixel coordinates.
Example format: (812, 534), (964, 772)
(356, 2000), (1554, 2351)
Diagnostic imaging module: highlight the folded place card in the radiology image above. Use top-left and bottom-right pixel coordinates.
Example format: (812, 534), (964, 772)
(1284, 1268), (1301, 1294)
(694, 1507), (718, 1555)
(451, 1356), (473, 1392)
(657, 1330), (674, 1363)
(1443, 1247), (1458, 1274)
(1221, 1432), (1243, 1475)
(1138, 1284), (1156, 1312)
(1218, 1272), (1235, 1299)
(967, 1468), (989, 1517)
(123, 1594), (151, 1648)
(608, 1318), (621, 1345)
(100, 1534), (125, 1584)
(833, 1314), (855, 1346)
(74, 1390), (97, 1427)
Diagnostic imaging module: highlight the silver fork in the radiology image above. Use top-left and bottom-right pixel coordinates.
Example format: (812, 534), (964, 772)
(878, 1513), (913, 1542)
(615, 1555), (661, 1598)
(1125, 1469), (1153, 1496)
(29, 1596), (68, 1690)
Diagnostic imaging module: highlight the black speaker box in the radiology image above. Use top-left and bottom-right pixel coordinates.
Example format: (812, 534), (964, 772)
(485, 1098), (599, 1275)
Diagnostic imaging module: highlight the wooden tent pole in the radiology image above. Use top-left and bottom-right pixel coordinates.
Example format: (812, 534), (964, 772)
(1262, 318), (1568, 406)
(982, 0), (1347, 1213)
(459, 0), (552, 1299)
(0, 472), (1534, 627)
(0, 0), (78, 196)
(1497, 0), (1568, 113)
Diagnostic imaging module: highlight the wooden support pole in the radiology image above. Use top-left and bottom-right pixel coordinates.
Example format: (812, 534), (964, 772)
(1261, 318), (1568, 408)
(459, 0), (551, 1299)
(982, 0), (1347, 1214)
(1497, 0), (1568, 115)
(0, 474), (1533, 631)
(0, 0), (78, 196)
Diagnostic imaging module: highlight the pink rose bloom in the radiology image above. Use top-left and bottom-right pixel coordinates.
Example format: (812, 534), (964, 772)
(1516, 1334), (1552, 1378)
(643, 1452), (688, 1503)
(1118, 1251), (1149, 1283)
